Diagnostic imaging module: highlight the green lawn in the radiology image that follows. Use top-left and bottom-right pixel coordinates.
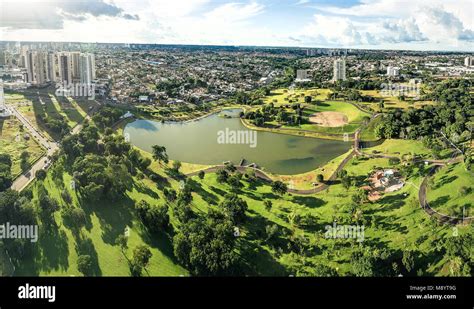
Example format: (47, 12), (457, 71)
(0, 117), (45, 177)
(15, 172), (187, 276)
(15, 150), (469, 276)
(263, 88), (332, 106)
(364, 139), (433, 159)
(427, 163), (473, 217)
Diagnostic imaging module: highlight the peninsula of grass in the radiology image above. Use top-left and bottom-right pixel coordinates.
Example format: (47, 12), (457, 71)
(426, 162), (473, 217)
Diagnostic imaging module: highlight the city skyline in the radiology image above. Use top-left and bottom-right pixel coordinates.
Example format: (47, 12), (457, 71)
(0, 0), (473, 52)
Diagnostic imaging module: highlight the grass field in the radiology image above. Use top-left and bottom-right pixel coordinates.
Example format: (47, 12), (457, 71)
(263, 88), (332, 106)
(364, 139), (434, 159)
(255, 88), (370, 137)
(359, 89), (435, 111)
(293, 101), (369, 134)
(427, 163), (473, 217)
(5, 90), (100, 140)
(0, 117), (45, 177)
(15, 171), (187, 276)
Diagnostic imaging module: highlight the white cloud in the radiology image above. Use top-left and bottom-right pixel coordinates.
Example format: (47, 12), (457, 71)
(295, 0), (473, 50)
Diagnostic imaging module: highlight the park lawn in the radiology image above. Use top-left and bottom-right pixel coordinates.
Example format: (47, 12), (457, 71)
(6, 91), (92, 140)
(364, 139), (433, 159)
(426, 162), (473, 217)
(49, 95), (84, 128)
(14, 149), (469, 276)
(0, 117), (45, 177)
(189, 154), (461, 276)
(281, 101), (369, 135)
(360, 116), (382, 142)
(359, 90), (435, 110)
(263, 88), (332, 106)
(303, 101), (367, 123)
(15, 171), (188, 276)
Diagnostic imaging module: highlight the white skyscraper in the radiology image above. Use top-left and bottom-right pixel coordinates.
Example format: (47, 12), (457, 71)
(464, 56), (473, 67)
(24, 51), (49, 85)
(386, 66), (400, 77)
(333, 58), (346, 81)
(79, 53), (96, 84)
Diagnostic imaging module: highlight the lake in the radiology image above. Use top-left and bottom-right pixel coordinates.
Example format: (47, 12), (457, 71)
(124, 109), (351, 175)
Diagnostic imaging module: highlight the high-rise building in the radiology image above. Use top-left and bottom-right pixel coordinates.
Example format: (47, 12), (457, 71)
(0, 51), (6, 66)
(79, 53), (96, 84)
(386, 66), (400, 77)
(464, 56), (474, 67)
(333, 58), (346, 81)
(24, 51), (49, 85)
(295, 69), (312, 82)
(58, 52), (73, 84)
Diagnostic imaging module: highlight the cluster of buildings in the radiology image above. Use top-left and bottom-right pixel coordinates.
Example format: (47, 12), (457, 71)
(20, 49), (96, 85)
(0, 43), (96, 88)
(97, 48), (284, 105)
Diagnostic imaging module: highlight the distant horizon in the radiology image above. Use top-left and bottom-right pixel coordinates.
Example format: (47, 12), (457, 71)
(1, 40), (472, 54)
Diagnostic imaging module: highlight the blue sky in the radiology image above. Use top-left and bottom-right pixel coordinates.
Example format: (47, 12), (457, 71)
(1, 0), (473, 51)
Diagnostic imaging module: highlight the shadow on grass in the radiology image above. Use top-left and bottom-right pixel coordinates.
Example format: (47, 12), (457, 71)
(187, 179), (220, 205)
(291, 195), (327, 208)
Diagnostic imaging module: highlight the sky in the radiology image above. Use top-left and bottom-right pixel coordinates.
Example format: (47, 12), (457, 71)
(0, 0), (473, 51)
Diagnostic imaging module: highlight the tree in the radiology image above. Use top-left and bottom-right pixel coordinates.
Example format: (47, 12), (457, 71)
(351, 252), (375, 276)
(219, 194), (248, 225)
(77, 255), (93, 276)
(316, 174), (324, 183)
(198, 170), (205, 179)
(227, 174), (242, 191)
(265, 224), (279, 242)
(216, 168), (229, 184)
(151, 145), (169, 164)
(115, 234), (128, 254)
(402, 250), (415, 274)
(271, 181), (288, 196)
(173, 213), (238, 276)
(135, 200), (170, 232)
(264, 200), (273, 211)
(131, 245), (153, 276)
(172, 160), (182, 173)
(0, 154), (12, 192)
(36, 169), (47, 181)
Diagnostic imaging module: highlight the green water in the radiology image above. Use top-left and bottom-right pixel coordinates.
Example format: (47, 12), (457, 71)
(124, 109), (350, 175)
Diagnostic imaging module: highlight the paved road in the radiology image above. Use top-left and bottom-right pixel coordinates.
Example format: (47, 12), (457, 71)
(9, 105), (59, 191)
